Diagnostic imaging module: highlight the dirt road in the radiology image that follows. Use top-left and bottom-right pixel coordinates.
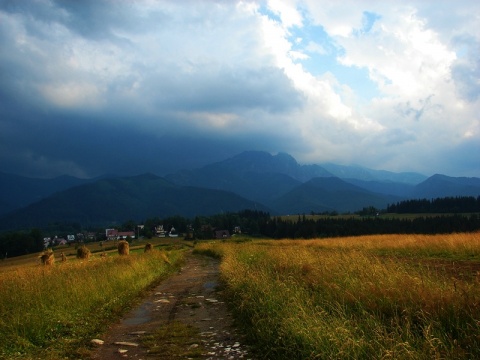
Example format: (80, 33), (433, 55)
(89, 252), (252, 359)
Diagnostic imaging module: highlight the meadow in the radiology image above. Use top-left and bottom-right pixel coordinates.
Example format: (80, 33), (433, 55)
(196, 232), (480, 359)
(0, 239), (186, 360)
(2, 233), (480, 359)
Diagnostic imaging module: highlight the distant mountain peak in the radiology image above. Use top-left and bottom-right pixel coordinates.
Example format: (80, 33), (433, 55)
(412, 174), (480, 198)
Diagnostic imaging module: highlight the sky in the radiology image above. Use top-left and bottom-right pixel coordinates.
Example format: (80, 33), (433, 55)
(0, 0), (479, 179)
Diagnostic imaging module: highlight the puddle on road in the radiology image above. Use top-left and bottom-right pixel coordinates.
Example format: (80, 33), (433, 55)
(122, 301), (152, 325)
(119, 272), (218, 326)
(203, 281), (218, 290)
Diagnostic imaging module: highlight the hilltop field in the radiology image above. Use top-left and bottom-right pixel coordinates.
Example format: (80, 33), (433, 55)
(1, 233), (480, 359)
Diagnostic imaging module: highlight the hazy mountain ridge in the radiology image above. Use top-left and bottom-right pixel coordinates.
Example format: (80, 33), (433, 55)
(411, 174), (480, 199)
(0, 174), (269, 230)
(165, 151), (331, 188)
(0, 151), (479, 230)
(0, 172), (124, 217)
(320, 163), (428, 184)
(0, 172), (102, 216)
(271, 177), (402, 214)
(342, 179), (415, 197)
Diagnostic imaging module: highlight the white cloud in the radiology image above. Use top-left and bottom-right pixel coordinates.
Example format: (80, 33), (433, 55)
(303, 0), (365, 37)
(340, 8), (455, 98)
(267, 0), (303, 29)
(305, 41), (327, 55)
(284, 1), (479, 175)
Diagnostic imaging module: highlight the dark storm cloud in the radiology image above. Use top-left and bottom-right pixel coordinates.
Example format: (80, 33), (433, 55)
(0, 0), (306, 177)
(2, 0), (137, 40)
(431, 139), (480, 177)
(0, 108), (244, 178)
(142, 66), (303, 113)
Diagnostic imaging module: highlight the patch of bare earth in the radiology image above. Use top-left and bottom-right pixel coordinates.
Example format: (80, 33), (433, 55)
(89, 252), (253, 359)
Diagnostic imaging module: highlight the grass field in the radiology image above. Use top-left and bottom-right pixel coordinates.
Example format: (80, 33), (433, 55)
(196, 232), (480, 359)
(0, 238), (187, 360)
(3, 233), (480, 359)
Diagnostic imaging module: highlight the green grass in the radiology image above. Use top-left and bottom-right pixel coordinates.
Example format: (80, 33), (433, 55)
(196, 233), (480, 359)
(142, 321), (206, 358)
(0, 246), (186, 359)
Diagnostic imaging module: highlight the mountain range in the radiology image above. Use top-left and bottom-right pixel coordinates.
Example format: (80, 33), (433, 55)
(0, 151), (479, 230)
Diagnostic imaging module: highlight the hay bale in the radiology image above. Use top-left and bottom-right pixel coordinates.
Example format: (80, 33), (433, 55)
(117, 240), (129, 255)
(40, 251), (55, 265)
(77, 245), (91, 259)
(144, 243), (153, 252)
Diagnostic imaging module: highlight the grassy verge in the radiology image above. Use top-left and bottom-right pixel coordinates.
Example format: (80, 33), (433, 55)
(196, 232), (480, 359)
(0, 247), (185, 359)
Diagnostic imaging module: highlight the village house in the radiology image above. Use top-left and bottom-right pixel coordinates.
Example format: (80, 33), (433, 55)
(155, 225), (166, 237)
(43, 237), (51, 248)
(168, 226), (178, 237)
(214, 230), (231, 239)
(118, 231), (135, 239)
(105, 229), (118, 240)
(105, 229), (135, 240)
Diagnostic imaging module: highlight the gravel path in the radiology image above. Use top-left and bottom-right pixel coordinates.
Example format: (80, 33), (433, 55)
(89, 252), (253, 359)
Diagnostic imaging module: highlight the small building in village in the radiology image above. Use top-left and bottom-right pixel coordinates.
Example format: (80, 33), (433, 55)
(106, 229), (118, 240)
(214, 230), (231, 239)
(168, 226), (179, 237)
(105, 229), (135, 240)
(155, 225), (166, 237)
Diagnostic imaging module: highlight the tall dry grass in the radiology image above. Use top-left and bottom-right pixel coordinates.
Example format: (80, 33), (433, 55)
(300, 232), (480, 260)
(197, 232), (480, 359)
(0, 249), (184, 359)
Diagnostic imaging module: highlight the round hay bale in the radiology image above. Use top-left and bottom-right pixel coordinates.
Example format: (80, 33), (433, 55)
(77, 245), (91, 259)
(117, 240), (129, 255)
(40, 251), (55, 265)
(144, 243), (153, 252)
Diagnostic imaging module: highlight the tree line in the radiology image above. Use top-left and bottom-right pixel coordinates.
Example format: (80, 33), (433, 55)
(261, 214), (480, 239)
(2, 196), (480, 257)
(386, 196), (480, 213)
(0, 229), (43, 258)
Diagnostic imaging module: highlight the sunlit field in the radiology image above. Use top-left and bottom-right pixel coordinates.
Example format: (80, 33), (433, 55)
(196, 232), (480, 359)
(0, 240), (186, 360)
